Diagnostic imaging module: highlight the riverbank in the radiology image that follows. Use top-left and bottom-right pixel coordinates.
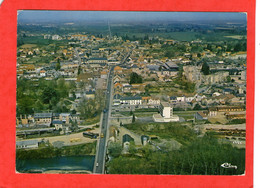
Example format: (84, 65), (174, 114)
(44, 170), (92, 174)
(16, 155), (95, 174)
(17, 169), (92, 174)
(16, 142), (97, 160)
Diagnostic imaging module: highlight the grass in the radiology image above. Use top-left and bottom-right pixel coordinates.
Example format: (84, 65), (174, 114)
(83, 115), (101, 125)
(124, 122), (196, 145)
(20, 44), (37, 48)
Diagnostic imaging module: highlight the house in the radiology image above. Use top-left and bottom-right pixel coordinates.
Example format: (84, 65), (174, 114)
(123, 84), (132, 93)
(52, 120), (64, 130)
(208, 107), (218, 117)
(122, 134), (134, 151)
(114, 66), (123, 74)
(39, 70), (46, 77)
(176, 96), (186, 102)
(212, 92), (221, 97)
(195, 111), (208, 120)
(169, 96), (177, 103)
(85, 90), (95, 99)
(120, 96), (142, 105)
(113, 94), (122, 106)
(142, 96), (151, 104)
(148, 97), (160, 106)
(34, 113), (52, 126)
(113, 75), (122, 83)
(59, 113), (71, 124)
(71, 114), (80, 122)
(100, 70), (108, 79)
(16, 140), (39, 149)
(114, 82), (123, 93)
(217, 106), (244, 112)
(225, 113), (246, 120)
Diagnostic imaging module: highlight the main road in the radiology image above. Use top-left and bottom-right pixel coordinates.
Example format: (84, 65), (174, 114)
(93, 46), (135, 174)
(93, 66), (115, 174)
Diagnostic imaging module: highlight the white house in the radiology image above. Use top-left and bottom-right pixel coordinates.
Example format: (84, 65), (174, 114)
(120, 96), (142, 105)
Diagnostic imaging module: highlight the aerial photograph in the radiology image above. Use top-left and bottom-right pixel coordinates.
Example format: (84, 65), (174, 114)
(16, 11), (247, 175)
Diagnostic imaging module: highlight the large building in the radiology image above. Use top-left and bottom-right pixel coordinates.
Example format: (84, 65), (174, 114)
(120, 96), (142, 105)
(163, 61), (179, 71)
(88, 57), (108, 65)
(154, 102), (179, 122)
(159, 102), (173, 118)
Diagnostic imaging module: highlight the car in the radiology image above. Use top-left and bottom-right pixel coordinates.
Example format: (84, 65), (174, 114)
(96, 163), (99, 167)
(100, 133), (104, 138)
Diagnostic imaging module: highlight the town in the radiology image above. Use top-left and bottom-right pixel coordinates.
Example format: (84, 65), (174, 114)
(16, 12), (247, 175)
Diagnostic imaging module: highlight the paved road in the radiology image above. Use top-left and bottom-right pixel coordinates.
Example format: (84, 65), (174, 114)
(93, 47), (135, 174)
(93, 67), (114, 174)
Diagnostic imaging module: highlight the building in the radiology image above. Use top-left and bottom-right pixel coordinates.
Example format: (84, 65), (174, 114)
(141, 135), (149, 146)
(122, 134), (134, 152)
(195, 111), (208, 120)
(34, 113), (52, 125)
(120, 96), (142, 105)
(16, 140), (39, 149)
(241, 70), (247, 81)
(52, 35), (61, 40)
(52, 120), (64, 130)
(208, 107), (218, 117)
(59, 113), (71, 124)
(85, 90), (95, 99)
(163, 61), (179, 71)
(88, 57), (108, 64)
(153, 102), (179, 122)
(159, 102), (172, 118)
(225, 113), (246, 120)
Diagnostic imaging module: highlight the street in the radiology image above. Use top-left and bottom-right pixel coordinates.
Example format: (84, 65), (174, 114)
(93, 67), (114, 174)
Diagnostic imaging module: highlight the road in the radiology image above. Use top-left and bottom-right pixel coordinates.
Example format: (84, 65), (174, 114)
(93, 46), (135, 174)
(93, 66), (114, 174)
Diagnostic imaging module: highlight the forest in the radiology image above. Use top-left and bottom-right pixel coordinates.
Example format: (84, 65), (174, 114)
(107, 134), (245, 175)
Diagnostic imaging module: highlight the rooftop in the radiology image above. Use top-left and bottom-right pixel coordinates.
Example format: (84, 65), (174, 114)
(34, 113), (52, 118)
(160, 102), (171, 107)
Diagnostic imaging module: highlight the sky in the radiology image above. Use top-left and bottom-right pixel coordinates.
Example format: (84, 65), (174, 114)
(17, 11), (247, 24)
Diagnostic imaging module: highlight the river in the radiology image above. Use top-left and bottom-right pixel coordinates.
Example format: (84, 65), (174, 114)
(16, 155), (95, 173)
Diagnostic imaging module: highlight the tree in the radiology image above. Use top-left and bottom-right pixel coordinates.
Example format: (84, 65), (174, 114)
(129, 141), (137, 155)
(201, 62), (210, 75)
(129, 72), (143, 84)
(42, 86), (57, 104)
(145, 84), (151, 95)
(193, 103), (203, 110)
(132, 114), (136, 123)
(108, 142), (122, 157)
(226, 76), (232, 82)
(55, 59), (61, 71)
